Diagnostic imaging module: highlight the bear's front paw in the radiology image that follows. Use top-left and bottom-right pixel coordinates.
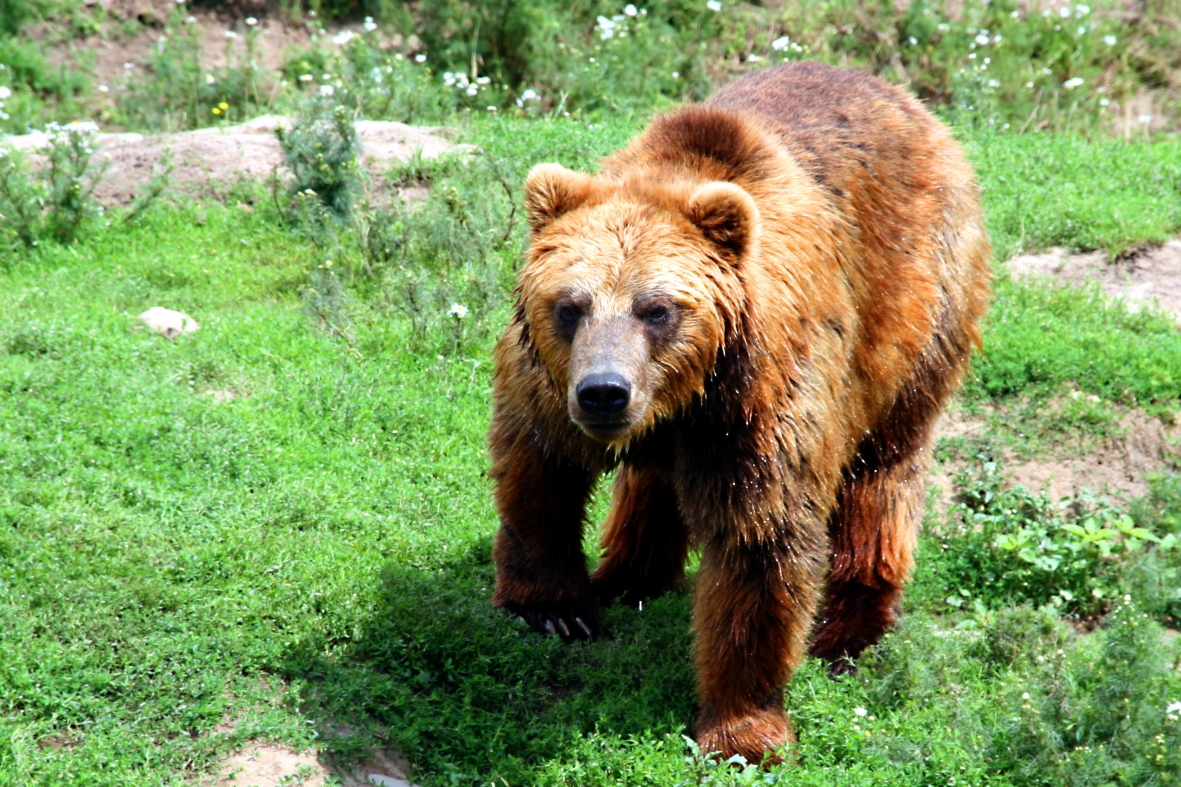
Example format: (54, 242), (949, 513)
(497, 596), (602, 641)
(693, 706), (793, 767)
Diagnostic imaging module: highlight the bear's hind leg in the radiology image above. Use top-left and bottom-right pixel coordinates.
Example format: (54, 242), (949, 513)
(589, 465), (690, 606)
(808, 410), (933, 673)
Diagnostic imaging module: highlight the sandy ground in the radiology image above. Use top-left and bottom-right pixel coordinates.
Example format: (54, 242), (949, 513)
(1008, 241), (1181, 326)
(930, 404), (1181, 510)
(3, 116), (470, 205)
(211, 742), (416, 787)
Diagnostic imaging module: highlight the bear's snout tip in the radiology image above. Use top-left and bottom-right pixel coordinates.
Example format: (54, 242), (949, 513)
(575, 373), (631, 418)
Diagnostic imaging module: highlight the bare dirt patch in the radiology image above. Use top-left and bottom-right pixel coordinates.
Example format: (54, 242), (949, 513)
(929, 406), (1181, 509)
(4, 116), (469, 206)
(1008, 239), (1181, 325)
(211, 741), (416, 787)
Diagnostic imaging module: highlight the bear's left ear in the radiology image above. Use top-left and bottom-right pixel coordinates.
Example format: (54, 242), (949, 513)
(684, 182), (759, 264)
(523, 163), (595, 233)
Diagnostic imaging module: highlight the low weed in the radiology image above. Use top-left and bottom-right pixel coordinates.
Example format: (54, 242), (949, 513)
(275, 100), (365, 219)
(0, 121), (107, 249)
(281, 24), (452, 123)
(114, 12), (267, 131)
(0, 36), (92, 135)
(921, 457), (1177, 618)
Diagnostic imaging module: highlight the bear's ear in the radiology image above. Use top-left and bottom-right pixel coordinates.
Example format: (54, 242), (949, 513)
(523, 163), (595, 233)
(684, 182), (759, 264)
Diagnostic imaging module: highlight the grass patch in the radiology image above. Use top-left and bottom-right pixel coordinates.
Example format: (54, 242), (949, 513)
(0, 116), (1180, 784)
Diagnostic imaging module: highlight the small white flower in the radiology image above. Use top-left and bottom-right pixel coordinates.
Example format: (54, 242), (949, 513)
(1103, 35), (1117, 46)
(1076, 4), (1090, 14)
(449, 303), (469, 318)
(988, 79), (999, 87)
(624, 4), (638, 16)
(206, 74), (216, 84)
(245, 16), (257, 25)
(1059, 6), (1071, 17)
(443, 72), (457, 86)
(1026, 81), (1034, 88)
(0, 86), (10, 99)
(225, 30), (238, 38)
(476, 76), (491, 85)
(747, 53), (761, 62)
(597, 15), (616, 39)
(771, 36), (791, 51)
(1022, 692), (1031, 700)
(1139, 114), (1152, 124)
(854, 707), (867, 717)
(992, 34), (1002, 42)
(185, 15), (196, 23)
(1011, 10), (1020, 17)
(975, 33), (989, 45)
(1078, 26), (1086, 35)
(319, 84), (335, 96)
(907, 36), (918, 45)
(363, 16), (377, 31)
(706, 0), (722, 10)
(465, 84), (478, 96)
(671, 70), (679, 78)
(97, 84), (109, 93)
(333, 30), (355, 46)
(520, 88), (539, 101)
(415, 54), (427, 63)
(487, 105), (497, 111)
(124, 62), (134, 69)
(1168, 701), (1181, 715)
(1099, 98), (1110, 106)
(1063, 77), (1084, 88)
(299, 73), (313, 82)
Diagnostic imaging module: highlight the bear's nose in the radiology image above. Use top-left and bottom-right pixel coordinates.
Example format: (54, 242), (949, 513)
(576, 373), (631, 418)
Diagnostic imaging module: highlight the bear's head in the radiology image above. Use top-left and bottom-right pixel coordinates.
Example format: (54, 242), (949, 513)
(517, 163), (758, 446)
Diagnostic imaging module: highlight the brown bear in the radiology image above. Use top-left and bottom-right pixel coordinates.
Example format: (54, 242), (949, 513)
(487, 62), (991, 764)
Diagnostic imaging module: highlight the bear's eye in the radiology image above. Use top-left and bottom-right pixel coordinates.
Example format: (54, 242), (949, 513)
(556, 303), (582, 326)
(641, 305), (670, 325)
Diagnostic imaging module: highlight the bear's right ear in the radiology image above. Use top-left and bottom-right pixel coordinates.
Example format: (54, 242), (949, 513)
(524, 163), (595, 233)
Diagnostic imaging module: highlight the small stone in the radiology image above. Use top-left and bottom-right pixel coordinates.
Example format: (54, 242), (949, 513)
(137, 307), (199, 339)
(368, 775), (411, 787)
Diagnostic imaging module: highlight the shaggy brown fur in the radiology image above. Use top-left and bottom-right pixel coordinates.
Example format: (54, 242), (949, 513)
(488, 62), (991, 764)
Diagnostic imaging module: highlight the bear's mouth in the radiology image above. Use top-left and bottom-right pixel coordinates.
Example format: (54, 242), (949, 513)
(575, 418), (633, 442)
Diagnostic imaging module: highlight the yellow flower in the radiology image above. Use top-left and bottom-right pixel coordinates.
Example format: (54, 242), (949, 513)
(219, 101), (229, 110)
(212, 107), (221, 115)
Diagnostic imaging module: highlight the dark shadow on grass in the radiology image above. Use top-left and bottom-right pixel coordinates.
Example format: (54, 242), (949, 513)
(279, 537), (698, 784)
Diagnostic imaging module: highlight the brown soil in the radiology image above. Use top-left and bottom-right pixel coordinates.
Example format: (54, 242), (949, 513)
(1008, 240), (1181, 326)
(3, 116), (470, 206)
(929, 406), (1181, 509)
(211, 741), (416, 787)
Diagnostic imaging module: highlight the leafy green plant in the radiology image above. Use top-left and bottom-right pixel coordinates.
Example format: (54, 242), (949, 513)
(276, 100), (364, 219)
(0, 145), (44, 250)
(0, 121), (107, 249)
(931, 457), (1175, 616)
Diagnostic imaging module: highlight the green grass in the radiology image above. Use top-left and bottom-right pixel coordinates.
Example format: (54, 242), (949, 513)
(1, 119), (1180, 785)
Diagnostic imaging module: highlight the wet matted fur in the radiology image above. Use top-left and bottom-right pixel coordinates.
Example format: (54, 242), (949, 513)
(488, 62), (991, 764)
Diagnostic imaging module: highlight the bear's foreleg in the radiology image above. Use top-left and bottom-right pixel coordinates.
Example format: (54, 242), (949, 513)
(810, 404), (934, 672)
(691, 537), (825, 765)
(589, 465), (690, 606)
(490, 434), (601, 640)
